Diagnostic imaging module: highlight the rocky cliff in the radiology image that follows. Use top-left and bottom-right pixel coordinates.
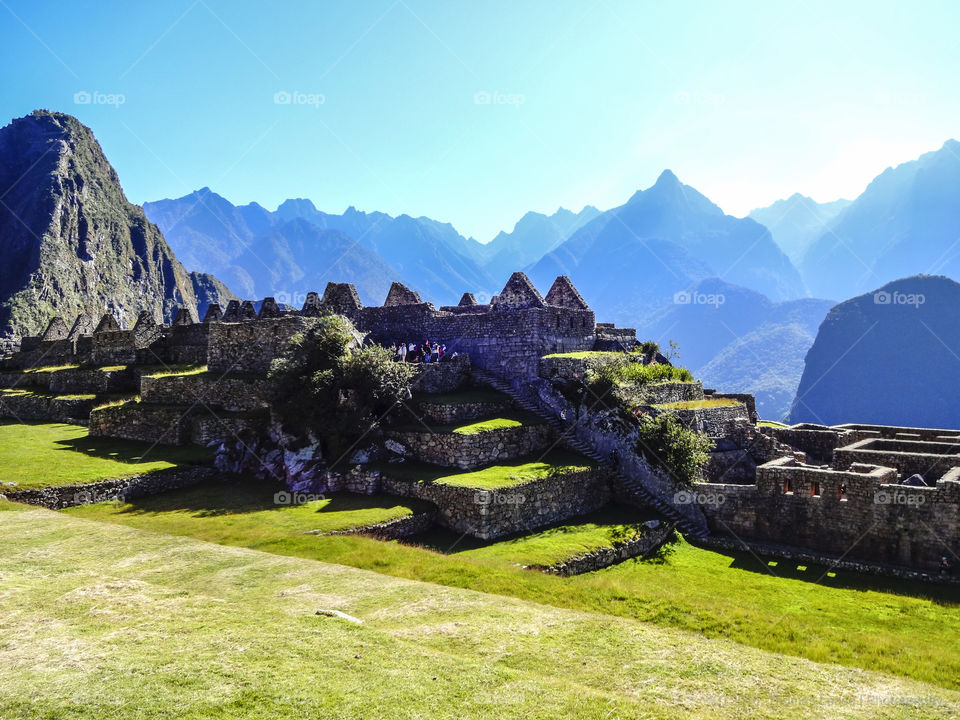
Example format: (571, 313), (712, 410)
(0, 110), (232, 338)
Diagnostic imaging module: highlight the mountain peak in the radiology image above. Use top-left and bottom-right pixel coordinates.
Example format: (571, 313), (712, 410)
(655, 169), (681, 187)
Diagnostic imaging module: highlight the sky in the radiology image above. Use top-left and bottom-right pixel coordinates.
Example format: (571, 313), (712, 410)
(1, 0), (958, 242)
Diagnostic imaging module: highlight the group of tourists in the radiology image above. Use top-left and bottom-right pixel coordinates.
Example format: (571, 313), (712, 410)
(393, 340), (447, 363)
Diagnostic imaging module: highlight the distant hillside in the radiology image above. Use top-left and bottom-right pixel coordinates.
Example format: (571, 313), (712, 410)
(644, 278), (833, 420)
(483, 206), (600, 283)
(145, 191), (494, 305)
(801, 140), (960, 300)
(749, 194), (850, 265)
(528, 170), (806, 328)
(0, 111), (232, 338)
(790, 275), (960, 427)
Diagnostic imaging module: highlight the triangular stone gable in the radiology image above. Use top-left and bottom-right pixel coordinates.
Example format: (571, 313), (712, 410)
(173, 307), (197, 326)
(258, 297), (281, 319)
(383, 282), (422, 307)
(202, 303), (223, 323)
(132, 310), (158, 332)
(320, 282), (363, 316)
(41, 317), (69, 341)
(68, 312), (96, 340)
(239, 301), (258, 320)
(458, 292), (478, 306)
(300, 291), (322, 317)
(544, 275), (590, 310)
(494, 272), (545, 309)
(94, 313), (121, 334)
(221, 300), (241, 322)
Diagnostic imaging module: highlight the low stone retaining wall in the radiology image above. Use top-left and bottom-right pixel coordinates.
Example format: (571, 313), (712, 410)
(0, 392), (95, 424)
(418, 397), (513, 424)
(315, 509), (437, 540)
(3, 466), (213, 509)
(661, 402), (748, 438)
(191, 414), (268, 446)
(627, 381), (703, 406)
(387, 422), (551, 470)
(411, 354), (469, 394)
(48, 367), (136, 394)
(380, 466), (612, 540)
(140, 373), (269, 412)
(530, 521), (676, 576)
(90, 403), (195, 445)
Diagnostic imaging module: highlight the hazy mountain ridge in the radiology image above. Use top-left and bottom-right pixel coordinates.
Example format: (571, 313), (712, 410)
(528, 169), (806, 327)
(145, 192), (494, 305)
(800, 139), (960, 300)
(749, 193), (850, 266)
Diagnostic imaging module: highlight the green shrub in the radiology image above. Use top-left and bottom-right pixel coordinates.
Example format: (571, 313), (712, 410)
(639, 340), (660, 356)
(268, 317), (417, 462)
(635, 413), (713, 486)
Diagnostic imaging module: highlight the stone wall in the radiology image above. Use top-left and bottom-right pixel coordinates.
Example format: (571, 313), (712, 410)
(663, 402), (748, 438)
(207, 316), (319, 374)
(386, 422), (551, 470)
(48, 367), (137, 394)
(3, 467), (213, 509)
(317, 509), (437, 540)
(140, 373), (270, 412)
(761, 424), (847, 465)
(834, 438), (960, 481)
(0, 392), (95, 424)
(381, 466), (612, 540)
(409, 354), (469, 394)
(530, 521), (676, 576)
(89, 403), (196, 445)
(696, 457), (960, 571)
(191, 414), (268, 446)
(419, 396), (513, 425)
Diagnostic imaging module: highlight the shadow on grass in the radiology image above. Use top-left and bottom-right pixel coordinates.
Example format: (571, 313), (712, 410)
(710, 545), (960, 604)
(54, 434), (211, 466)
(109, 476), (429, 519)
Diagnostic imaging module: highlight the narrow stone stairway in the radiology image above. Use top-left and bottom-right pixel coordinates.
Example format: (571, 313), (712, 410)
(471, 367), (709, 539)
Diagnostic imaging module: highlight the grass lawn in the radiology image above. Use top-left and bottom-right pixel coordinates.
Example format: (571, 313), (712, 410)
(63, 478), (960, 691)
(6, 505), (956, 718)
(376, 450), (591, 490)
(0, 420), (210, 490)
(541, 350), (639, 359)
(141, 364), (207, 379)
(393, 410), (545, 435)
(654, 399), (743, 409)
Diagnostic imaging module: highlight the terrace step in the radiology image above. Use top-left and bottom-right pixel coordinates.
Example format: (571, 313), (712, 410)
(470, 368), (708, 540)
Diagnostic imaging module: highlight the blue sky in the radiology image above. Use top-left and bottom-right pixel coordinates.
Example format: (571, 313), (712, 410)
(2, 0), (957, 241)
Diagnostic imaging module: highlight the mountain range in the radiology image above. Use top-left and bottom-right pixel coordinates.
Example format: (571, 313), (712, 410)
(799, 140), (960, 300)
(748, 194), (850, 266)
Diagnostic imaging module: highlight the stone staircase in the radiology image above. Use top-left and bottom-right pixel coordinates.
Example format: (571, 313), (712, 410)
(471, 368), (709, 539)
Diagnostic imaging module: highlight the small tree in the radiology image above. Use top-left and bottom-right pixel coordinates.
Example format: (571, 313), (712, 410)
(635, 412), (712, 486)
(268, 316), (416, 462)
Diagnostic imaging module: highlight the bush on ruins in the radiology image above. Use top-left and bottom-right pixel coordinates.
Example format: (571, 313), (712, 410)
(267, 316), (417, 460)
(635, 413), (713, 487)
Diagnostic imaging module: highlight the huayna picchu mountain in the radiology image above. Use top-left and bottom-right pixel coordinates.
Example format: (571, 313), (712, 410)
(0, 110), (233, 340)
